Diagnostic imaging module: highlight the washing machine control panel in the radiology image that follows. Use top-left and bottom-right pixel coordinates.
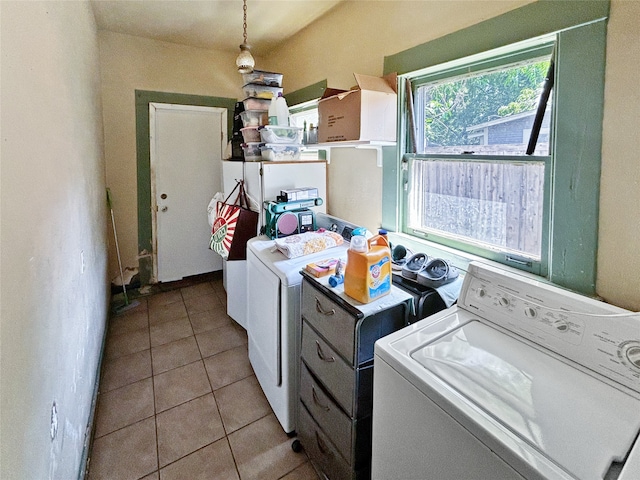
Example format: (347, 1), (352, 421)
(460, 263), (640, 394)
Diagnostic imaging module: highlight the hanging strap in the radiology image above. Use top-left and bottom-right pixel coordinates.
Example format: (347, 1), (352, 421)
(223, 180), (251, 210)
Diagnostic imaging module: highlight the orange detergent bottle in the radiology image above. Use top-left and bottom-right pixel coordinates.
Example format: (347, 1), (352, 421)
(344, 234), (392, 303)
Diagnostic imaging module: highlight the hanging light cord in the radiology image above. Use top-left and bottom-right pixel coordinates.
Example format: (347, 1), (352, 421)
(242, 0), (248, 44)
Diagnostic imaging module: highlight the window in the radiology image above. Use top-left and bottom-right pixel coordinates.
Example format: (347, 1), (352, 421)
(384, 3), (608, 294)
(404, 40), (553, 272)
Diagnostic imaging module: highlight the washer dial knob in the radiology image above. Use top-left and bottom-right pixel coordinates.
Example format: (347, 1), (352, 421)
(552, 319), (569, 332)
(621, 342), (640, 370)
(524, 306), (537, 318)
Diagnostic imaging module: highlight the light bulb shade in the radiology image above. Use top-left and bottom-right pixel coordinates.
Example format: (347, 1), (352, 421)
(236, 44), (255, 74)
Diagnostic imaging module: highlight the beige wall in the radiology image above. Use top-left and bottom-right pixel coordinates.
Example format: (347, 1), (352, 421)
(99, 31), (253, 278)
(266, 0), (533, 238)
(98, 0), (639, 310)
(1, 1), (108, 477)
(263, 0), (640, 310)
(597, 0), (640, 310)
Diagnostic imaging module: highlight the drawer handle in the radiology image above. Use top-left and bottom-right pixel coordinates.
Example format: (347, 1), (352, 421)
(315, 431), (331, 456)
(312, 386), (330, 411)
(315, 297), (335, 316)
(315, 341), (335, 363)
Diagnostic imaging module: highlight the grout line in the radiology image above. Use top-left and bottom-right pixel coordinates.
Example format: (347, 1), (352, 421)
(148, 303), (161, 479)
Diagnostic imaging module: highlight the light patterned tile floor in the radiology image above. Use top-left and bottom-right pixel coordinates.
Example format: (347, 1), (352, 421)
(87, 277), (318, 480)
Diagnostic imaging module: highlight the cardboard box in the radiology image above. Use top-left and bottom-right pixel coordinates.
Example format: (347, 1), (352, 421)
(318, 72), (397, 143)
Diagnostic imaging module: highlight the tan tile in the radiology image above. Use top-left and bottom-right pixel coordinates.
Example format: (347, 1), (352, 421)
(152, 336), (201, 374)
(214, 376), (271, 433)
(180, 282), (214, 300)
(94, 377), (155, 437)
(210, 279), (225, 293)
(184, 293), (222, 316)
(149, 300), (188, 326)
(109, 309), (148, 336)
(150, 316), (193, 347)
(216, 291), (227, 308)
(189, 308), (233, 334)
(140, 472), (159, 480)
(154, 361), (211, 412)
(111, 296), (148, 315)
(280, 461), (320, 480)
(203, 345), (253, 390)
(156, 393), (225, 467)
(104, 328), (150, 361)
(100, 349), (152, 392)
(88, 417), (157, 480)
(195, 324), (247, 358)
(148, 290), (183, 310)
(228, 414), (306, 480)
(159, 438), (239, 480)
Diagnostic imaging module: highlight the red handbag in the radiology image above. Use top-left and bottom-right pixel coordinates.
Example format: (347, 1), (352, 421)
(209, 180), (258, 260)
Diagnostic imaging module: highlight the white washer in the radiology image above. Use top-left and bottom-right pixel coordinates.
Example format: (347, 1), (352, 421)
(372, 261), (640, 480)
(246, 214), (362, 434)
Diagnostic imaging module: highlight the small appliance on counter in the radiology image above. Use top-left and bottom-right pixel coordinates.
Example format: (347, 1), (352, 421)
(263, 196), (323, 239)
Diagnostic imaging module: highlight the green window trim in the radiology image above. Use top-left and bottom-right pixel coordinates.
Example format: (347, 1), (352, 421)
(285, 80), (327, 111)
(381, 1), (609, 295)
(134, 90), (237, 285)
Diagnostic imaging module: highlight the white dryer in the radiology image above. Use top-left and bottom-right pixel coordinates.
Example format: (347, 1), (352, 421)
(372, 261), (640, 479)
(246, 214), (363, 434)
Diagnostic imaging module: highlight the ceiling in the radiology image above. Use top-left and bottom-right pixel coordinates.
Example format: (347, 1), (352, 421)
(90, 0), (345, 56)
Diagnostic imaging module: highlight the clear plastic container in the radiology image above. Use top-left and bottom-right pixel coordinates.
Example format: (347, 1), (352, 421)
(242, 83), (283, 99)
(241, 70), (283, 87)
(240, 126), (261, 143)
(239, 110), (268, 127)
(242, 97), (271, 111)
(258, 126), (303, 144)
(241, 142), (262, 161)
(259, 143), (302, 161)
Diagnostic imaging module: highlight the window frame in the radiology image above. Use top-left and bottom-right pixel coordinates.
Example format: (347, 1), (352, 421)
(402, 40), (555, 276)
(381, 1), (609, 295)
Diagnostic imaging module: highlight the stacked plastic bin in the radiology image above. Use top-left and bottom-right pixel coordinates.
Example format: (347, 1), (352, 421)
(258, 125), (304, 161)
(240, 70), (284, 161)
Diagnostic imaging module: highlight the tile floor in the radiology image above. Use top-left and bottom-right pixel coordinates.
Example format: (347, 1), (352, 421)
(87, 276), (319, 480)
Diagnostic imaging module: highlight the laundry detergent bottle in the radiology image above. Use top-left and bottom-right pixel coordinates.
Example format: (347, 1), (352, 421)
(344, 234), (392, 303)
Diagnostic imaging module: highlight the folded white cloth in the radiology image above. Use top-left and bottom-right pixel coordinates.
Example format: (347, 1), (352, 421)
(274, 231), (344, 259)
(433, 276), (464, 308)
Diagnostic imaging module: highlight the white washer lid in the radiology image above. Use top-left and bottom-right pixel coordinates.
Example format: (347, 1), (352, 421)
(410, 320), (640, 479)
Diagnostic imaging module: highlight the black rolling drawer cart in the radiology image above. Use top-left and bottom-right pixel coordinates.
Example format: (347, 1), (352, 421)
(295, 271), (413, 480)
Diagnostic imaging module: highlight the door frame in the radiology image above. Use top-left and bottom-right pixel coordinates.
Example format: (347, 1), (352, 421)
(135, 90), (236, 285)
(149, 102), (227, 283)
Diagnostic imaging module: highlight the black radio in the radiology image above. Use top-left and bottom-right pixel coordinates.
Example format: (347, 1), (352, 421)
(264, 200), (322, 239)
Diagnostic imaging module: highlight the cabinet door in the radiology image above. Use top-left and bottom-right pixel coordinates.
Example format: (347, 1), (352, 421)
(300, 364), (352, 463)
(298, 403), (352, 480)
(301, 322), (354, 416)
(302, 282), (356, 364)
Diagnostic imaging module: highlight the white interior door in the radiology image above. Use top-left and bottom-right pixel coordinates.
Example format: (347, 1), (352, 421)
(150, 103), (225, 282)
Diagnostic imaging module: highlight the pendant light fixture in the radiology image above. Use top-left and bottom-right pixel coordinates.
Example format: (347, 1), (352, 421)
(235, 0), (255, 74)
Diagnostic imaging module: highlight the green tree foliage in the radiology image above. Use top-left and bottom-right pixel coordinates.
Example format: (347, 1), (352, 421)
(423, 60), (550, 146)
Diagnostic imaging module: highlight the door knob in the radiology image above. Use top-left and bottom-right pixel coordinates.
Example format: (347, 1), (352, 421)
(161, 193), (167, 199)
